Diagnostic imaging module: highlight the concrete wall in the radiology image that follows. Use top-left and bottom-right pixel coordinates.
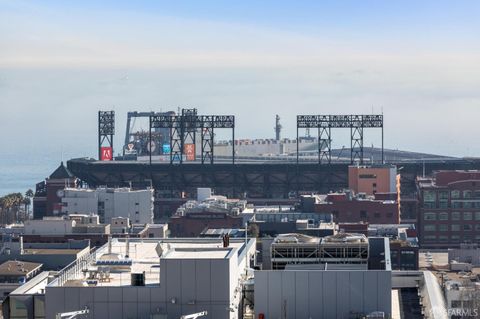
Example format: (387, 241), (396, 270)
(255, 270), (392, 319)
(348, 166), (397, 195)
(44, 258), (237, 319)
(448, 248), (480, 266)
(62, 189), (98, 215)
(24, 219), (75, 235)
(62, 188), (154, 225)
(161, 258), (234, 319)
(213, 139), (317, 157)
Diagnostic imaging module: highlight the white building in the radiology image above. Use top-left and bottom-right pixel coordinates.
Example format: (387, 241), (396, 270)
(4, 237), (256, 319)
(24, 217), (75, 235)
(61, 187), (154, 224)
(444, 280), (480, 318)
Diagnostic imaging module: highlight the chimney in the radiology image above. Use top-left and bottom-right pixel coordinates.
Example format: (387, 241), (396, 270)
(107, 236), (112, 254)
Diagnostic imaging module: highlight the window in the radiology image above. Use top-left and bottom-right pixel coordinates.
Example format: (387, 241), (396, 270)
(439, 235), (448, 242)
(474, 190), (480, 198)
(374, 212), (380, 219)
(451, 212), (461, 220)
(476, 224), (480, 231)
(360, 211), (367, 219)
(424, 202), (436, 209)
(439, 224), (448, 231)
(424, 225), (436, 231)
(476, 212), (480, 220)
(423, 190), (436, 201)
(439, 212), (449, 220)
(438, 191), (449, 200)
(463, 190), (472, 198)
(451, 224), (461, 231)
(438, 202), (449, 209)
(451, 190), (460, 199)
(463, 201), (473, 209)
(424, 235), (437, 241)
(463, 212), (473, 220)
(451, 235), (460, 242)
(463, 224), (473, 231)
(452, 202), (462, 209)
(424, 212), (437, 220)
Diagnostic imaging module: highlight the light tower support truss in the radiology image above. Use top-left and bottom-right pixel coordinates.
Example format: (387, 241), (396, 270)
(150, 110), (235, 165)
(98, 110), (115, 160)
(296, 114), (383, 165)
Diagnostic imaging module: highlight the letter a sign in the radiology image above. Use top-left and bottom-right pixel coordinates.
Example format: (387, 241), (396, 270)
(101, 147), (113, 161)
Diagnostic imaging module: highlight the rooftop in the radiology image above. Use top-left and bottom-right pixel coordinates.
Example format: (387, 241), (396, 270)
(49, 162), (74, 179)
(23, 249), (82, 255)
(54, 238), (251, 288)
(0, 261), (42, 276)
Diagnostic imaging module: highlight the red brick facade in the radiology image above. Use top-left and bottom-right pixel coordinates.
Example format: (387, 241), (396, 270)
(418, 171), (480, 248)
(314, 193), (400, 224)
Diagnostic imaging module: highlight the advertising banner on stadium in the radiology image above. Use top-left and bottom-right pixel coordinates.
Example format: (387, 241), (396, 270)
(101, 147), (113, 161)
(184, 143), (195, 161)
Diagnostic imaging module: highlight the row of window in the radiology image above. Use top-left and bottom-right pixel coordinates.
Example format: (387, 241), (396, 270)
(423, 211), (480, 221)
(423, 234), (480, 241)
(423, 189), (480, 202)
(423, 201), (480, 209)
(424, 224), (480, 231)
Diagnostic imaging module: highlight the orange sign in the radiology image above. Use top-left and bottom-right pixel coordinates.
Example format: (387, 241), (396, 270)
(184, 144), (195, 161)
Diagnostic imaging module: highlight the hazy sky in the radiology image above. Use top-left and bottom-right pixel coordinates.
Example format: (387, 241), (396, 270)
(1, 0), (480, 159)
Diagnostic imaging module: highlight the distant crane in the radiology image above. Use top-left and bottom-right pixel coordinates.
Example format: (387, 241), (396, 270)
(180, 311), (208, 319)
(274, 115), (282, 141)
(56, 307), (89, 319)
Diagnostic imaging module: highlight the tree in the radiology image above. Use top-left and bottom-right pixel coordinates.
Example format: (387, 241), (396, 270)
(25, 189), (34, 198)
(22, 197), (31, 220)
(24, 189), (34, 218)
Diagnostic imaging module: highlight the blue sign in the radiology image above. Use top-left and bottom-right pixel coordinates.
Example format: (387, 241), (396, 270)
(162, 144), (171, 154)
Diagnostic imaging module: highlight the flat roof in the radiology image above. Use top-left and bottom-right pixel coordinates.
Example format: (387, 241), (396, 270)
(0, 260), (42, 276)
(59, 238), (250, 288)
(164, 248), (231, 259)
(23, 249), (82, 255)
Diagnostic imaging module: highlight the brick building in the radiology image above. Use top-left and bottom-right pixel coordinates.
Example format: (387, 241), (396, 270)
(33, 162), (77, 219)
(418, 170), (480, 248)
(312, 192), (400, 224)
(168, 193), (248, 237)
(348, 165), (399, 196)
